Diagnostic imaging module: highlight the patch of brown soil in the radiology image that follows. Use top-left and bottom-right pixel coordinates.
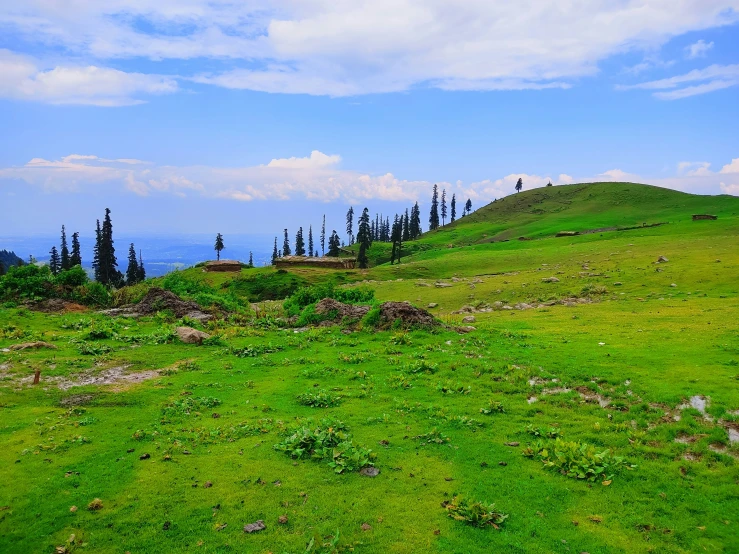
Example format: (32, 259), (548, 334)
(102, 287), (211, 320)
(377, 302), (438, 328)
(57, 365), (160, 391)
(315, 298), (370, 320)
(29, 299), (88, 313)
(9, 341), (57, 351)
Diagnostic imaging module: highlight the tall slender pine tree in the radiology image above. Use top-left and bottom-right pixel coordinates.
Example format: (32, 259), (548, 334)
(126, 243), (139, 285)
(429, 184), (440, 230)
(70, 232), (82, 267)
(295, 227), (306, 256)
(92, 220), (102, 282)
(321, 215), (326, 256)
(308, 226), (314, 257)
(137, 250), (146, 282)
(441, 190), (447, 226)
(450, 194), (457, 223)
(356, 208), (371, 269)
(283, 229), (291, 256)
(49, 246), (61, 275)
(60, 225), (70, 270)
(346, 207), (354, 245)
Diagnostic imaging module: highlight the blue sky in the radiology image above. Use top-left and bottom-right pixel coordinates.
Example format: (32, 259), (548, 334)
(1, 1), (738, 241)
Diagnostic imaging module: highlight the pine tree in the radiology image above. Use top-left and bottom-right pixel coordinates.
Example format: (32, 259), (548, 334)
(410, 202), (422, 239)
(450, 194), (457, 223)
(248, 252), (254, 267)
(328, 231), (340, 257)
(49, 246), (61, 275)
(390, 215), (403, 265)
(99, 208), (120, 286)
(515, 178), (523, 193)
(214, 233), (225, 260)
(356, 208), (371, 269)
(429, 184), (439, 230)
(465, 198), (473, 216)
(137, 250), (146, 282)
(60, 225), (70, 270)
(295, 227), (306, 256)
(308, 226), (314, 257)
(346, 207), (354, 244)
(70, 232), (82, 267)
(402, 209), (410, 242)
(126, 243), (139, 285)
(272, 238), (279, 264)
(92, 220), (102, 281)
(321, 215), (326, 256)
(441, 190), (447, 226)
(283, 229), (291, 256)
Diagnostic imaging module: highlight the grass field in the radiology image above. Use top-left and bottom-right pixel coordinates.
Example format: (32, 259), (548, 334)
(1, 183), (738, 553)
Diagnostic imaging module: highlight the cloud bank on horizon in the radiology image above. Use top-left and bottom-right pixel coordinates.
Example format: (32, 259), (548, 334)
(3, 151), (738, 203)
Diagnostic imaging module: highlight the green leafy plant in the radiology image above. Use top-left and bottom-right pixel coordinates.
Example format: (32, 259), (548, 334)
(525, 424), (562, 439)
(414, 428), (451, 445)
(232, 343), (284, 357)
(444, 496), (508, 528)
(436, 380), (471, 394)
(523, 439), (636, 484)
(297, 390), (342, 408)
(480, 400), (505, 415)
(273, 418), (375, 473)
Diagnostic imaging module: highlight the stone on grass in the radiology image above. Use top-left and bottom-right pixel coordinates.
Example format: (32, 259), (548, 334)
(462, 315), (476, 323)
(176, 326), (211, 345)
(244, 520), (266, 533)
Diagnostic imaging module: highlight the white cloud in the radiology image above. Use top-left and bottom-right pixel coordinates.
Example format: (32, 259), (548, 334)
(619, 63), (739, 100)
(678, 161), (712, 176)
(1, 2), (738, 96)
(686, 39), (714, 59)
(0, 49), (178, 106)
(720, 182), (739, 195)
(719, 158), (739, 173)
(3, 151), (738, 202)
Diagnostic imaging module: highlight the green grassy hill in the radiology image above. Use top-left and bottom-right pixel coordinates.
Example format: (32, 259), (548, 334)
(365, 182), (739, 265)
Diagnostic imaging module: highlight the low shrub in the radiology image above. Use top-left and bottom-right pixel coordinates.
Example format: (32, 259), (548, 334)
(444, 496), (508, 528)
(523, 439), (636, 484)
(297, 390), (342, 408)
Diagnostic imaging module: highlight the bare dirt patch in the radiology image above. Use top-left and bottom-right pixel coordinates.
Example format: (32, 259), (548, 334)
(315, 298), (370, 321)
(57, 365), (160, 391)
(28, 299), (87, 313)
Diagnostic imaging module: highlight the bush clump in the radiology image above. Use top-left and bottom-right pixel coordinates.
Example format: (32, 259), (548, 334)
(273, 418), (375, 473)
(283, 283), (374, 317)
(444, 496), (508, 528)
(523, 439), (636, 484)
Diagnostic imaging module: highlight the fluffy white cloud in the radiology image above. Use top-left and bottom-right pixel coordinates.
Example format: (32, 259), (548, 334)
(619, 63), (739, 99)
(4, 151), (737, 202)
(719, 158), (739, 173)
(720, 182), (739, 195)
(2, 1), (738, 97)
(686, 39), (714, 59)
(0, 50), (177, 106)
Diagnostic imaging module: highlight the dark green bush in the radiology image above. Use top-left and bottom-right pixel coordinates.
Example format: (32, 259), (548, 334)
(284, 283), (375, 316)
(0, 264), (53, 300)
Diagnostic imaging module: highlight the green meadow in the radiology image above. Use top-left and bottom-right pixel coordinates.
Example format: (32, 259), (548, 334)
(1, 183), (738, 553)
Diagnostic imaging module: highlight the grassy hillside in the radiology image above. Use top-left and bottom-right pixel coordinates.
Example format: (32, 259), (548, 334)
(365, 182), (739, 265)
(0, 183), (737, 553)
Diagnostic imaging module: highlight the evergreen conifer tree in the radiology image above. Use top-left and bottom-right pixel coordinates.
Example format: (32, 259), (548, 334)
(327, 231), (340, 257)
(465, 198), (473, 215)
(60, 225), (70, 270)
(137, 250), (146, 282)
(441, 190), (447, 226)
(321, 215), (326, 256)
(92, 220), (102, 281)
(346, 207), (354, 244)
(126, 243), (139, 285)
(411, 202), (422, 239)
(0, 261), (5, 277)
(308, 226), (314, 257)
(402, 209), (410, 242)
(515, 178), (523, 193)
(100, 208), (120, 286)
(283, 229), (291, 256)
(214, 233), (225, 260)
(248, 252), (254, 267)
(49, 246), (61, 275)
(356, 208), (371, 269)
(429, 184), (440, 230)
(295, 227), (306, 256)
(450, 194), (457, 223)
(272, 238), (278, 264)
(70, 232), (82, 267)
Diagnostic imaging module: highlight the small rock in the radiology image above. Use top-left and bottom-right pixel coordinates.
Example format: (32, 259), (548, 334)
(87, 498), (103, 511)
(504, 442), (520, 447)
(243, 520), (266, 533)
(427, 303), (438, 308)
(670, 283), (677, 287)
(127, 448), (135, 453)
(361, 523), (372, 531)
(278, 515), (288, 524)
(176, 326), (211, 345)
(656, 256), (669, 263)
(360, 467), (380, 477)
(69, 506), (77, 513)
(139, 453), (150, 460)
(613, 282), (622, 286)
(204, 481), (213, 488)
(498, 461), (508, 466)
(462, 315), (476, 323)
(542, 277), (560, 283)
(457, 325), (476, 333)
